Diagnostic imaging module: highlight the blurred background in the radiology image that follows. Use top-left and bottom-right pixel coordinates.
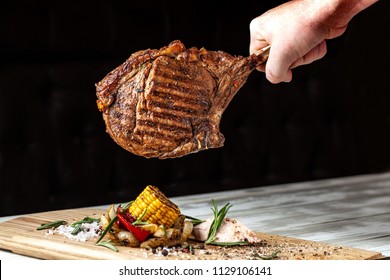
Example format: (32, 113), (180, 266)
(1, 0), (389, 216)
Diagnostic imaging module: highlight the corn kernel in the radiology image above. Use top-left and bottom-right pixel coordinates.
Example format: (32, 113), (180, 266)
(128, 185), (180, 228)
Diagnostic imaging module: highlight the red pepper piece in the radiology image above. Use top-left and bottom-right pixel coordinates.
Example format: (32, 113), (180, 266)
(116, 211), (150, 242)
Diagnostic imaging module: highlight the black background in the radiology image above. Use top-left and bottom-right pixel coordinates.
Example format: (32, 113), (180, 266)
(1, 0), (389, 216)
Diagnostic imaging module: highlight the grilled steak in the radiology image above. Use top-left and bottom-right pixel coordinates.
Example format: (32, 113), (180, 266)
(96, 40), (269, 159)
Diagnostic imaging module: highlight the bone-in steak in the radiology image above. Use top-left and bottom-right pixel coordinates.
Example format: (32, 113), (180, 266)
(96, 40), (268, 159)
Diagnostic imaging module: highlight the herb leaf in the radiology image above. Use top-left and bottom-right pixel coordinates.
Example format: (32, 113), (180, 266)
(120, 200), (133, 211)
(71, 224), (82, 235)
(207, 241), (249, 246)
(253, 250), (281, 260)
(96, 215), (118, 244)
(71, 217), (99, 227)
(36, 220), (67, 230)
(132, 208), (148, 225)
(71, 216), (100, 235)
(205, 200), (232, 245)
(185, 215), (205, 226)
(97, 240), (118, 252)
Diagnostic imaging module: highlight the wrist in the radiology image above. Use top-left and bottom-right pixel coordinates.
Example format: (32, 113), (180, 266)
(354, 0), (379, 13)
(303, 0), (377, 39)
(310, 0), (379, 19)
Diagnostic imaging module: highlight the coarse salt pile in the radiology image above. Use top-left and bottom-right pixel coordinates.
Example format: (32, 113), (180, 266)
(46, 222), (101, 242)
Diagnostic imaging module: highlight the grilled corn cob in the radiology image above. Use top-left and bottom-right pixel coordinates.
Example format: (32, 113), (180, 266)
(128, 185), (180, 228)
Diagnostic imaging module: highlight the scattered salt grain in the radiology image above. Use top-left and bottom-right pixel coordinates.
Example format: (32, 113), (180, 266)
(50, 222), (101, 242)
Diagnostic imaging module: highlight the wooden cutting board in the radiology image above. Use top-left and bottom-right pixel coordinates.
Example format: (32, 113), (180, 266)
(0, 208), (383, 260)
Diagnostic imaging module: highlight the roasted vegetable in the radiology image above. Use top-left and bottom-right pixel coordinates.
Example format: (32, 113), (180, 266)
(98, 185), (194, 249)
(140, 215), (193, 248)
(117, 207), (150, 242)
(128, 185), (180, 228)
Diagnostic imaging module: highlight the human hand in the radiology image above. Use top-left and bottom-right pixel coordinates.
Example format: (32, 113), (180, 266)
(249, 0), (378, 83)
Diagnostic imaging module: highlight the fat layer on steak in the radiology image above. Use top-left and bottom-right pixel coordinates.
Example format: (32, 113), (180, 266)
(96, 40), (268, 159)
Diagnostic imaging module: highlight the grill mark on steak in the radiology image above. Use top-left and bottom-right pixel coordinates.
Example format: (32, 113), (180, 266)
(136, 120), (192, 137)
(147, 69), (211, 111)
(143, 60), (212, 119)
(150, 80), (210, 101)
(152, 89), (210, 108)
(149, 95), (208, 113)
(146, 100), (198, 116)
(151, 72), (208, 93)
(137, 112), (191, 132)
(154, 71), (207, 87)
(138, 108), (190, 126)
(96, 40), (269, 159)
(148, 56), (213, 96)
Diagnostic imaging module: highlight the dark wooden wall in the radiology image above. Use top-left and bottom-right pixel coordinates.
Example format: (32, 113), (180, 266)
(1, 0), (389, 216)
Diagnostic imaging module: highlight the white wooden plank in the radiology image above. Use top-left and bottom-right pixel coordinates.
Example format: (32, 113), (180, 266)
(172, 172), (390, 257)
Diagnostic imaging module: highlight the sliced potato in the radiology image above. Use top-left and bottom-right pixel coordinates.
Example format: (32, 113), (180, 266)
(139, 223), (158, 234)
(108, 204), (116, 220)
(100, 214), (110, 230)
(153, 225), (166, 237)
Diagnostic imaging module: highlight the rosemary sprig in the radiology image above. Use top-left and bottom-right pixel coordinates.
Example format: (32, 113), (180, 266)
(162, 225), (167, 237)
(71, 224), (82, 235)
(36, 220), (67, 230)
(132, 208), (148, 225)
(207, 240), (249, 246)
(205, 200), (232, 245)
(120, 200), (133, 211)
(253, 250), (281, 260)
(96, 215), (118, 244)
(71, 216), (100, 226)
(71, 216), (100, 235)
(185, 215), (205, 226)
(97, 240), (118, 252)
(186, 201), (249, 246)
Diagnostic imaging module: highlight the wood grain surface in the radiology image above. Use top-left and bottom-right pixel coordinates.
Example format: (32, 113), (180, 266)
(0, 208), (383, 260)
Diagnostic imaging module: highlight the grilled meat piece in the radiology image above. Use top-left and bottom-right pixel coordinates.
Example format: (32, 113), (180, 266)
(96, 40), (269, 159)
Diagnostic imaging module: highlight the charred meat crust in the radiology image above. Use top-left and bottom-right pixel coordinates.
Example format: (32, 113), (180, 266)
(96, 40), (263, 159)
